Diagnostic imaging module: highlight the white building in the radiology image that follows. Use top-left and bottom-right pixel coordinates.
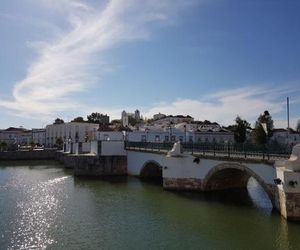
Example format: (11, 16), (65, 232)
(46, 122), (99, 147)
(197, 122), (221, 132)
(121, 110), (129, 127)
(152, 115), (194, 127)
(134, 110), (140, 120)
(32, 128), (46, 146)
(194, 130), (234, 144)
(122, 109), (142, 127)
(272, 129), (300, 146)
(97, 131), (124, 141)
(153, 113), (166, 120)
(0, 127), (31, 145)
(127, 127), (193, 143)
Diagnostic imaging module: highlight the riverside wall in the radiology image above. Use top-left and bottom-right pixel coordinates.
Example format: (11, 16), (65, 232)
(0, 150), (127, 177)
(0, 150), (57, 161)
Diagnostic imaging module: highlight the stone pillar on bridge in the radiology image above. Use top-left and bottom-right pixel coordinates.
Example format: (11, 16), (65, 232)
(275, 144), (300, 221)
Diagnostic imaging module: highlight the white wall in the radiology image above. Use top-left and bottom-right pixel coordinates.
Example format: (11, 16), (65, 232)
(127, 131), (191, 143)
(276, 168), (300, 193)
(32, 129), (46, 145)
(90, 141), (98, 155)
(97, 131), (124, 141)
(46, 122), (99, 147)
(127, 151), (165, 176)
(101, 141), (126, 156)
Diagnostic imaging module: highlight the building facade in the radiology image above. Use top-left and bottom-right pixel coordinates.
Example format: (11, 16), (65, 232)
(32, 129), (46, 146)
(46, 122), (99, 147)
(152, 115), (194, 127)
(271, 129), (300, 146)
(0, 127), (31, 145)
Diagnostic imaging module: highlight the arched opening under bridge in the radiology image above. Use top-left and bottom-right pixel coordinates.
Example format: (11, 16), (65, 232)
(202, 163), (275, 208)
(140, 160), (162, 183)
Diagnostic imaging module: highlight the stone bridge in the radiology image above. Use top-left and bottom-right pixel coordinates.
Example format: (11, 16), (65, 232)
(127, 143), (300, 222)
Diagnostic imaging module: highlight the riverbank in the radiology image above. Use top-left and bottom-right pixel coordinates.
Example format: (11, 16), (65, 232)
(0, 150), (57, 161)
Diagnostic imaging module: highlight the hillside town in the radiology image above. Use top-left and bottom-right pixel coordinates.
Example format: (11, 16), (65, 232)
(1, 110), (299, 151)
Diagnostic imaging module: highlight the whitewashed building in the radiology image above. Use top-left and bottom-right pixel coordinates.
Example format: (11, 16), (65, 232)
(271, 129), (300, 146)
(127, 127), (194, 143)
(194, 130), (234, 144)
(153, 113), (166, 120)
(46, 122), (99, 147)
(152, 115), (194, 127)
(0, 127), (31, 145)
(97, 131), (124, 141)
(121, 110), (129, 127)
(32, 128), (46, 146)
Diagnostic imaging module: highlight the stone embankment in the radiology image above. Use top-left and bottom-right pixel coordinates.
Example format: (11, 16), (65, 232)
(0, 150), (56, 161)
(0, 150), (127, 177)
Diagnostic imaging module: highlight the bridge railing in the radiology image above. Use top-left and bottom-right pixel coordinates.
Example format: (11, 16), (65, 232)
(124, 141), (291, 160)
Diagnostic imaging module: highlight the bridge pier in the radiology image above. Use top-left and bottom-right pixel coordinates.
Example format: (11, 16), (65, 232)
(273, 168), (300, 221)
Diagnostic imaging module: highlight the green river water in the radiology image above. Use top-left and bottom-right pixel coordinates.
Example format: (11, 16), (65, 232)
(0, 161), (300, 250)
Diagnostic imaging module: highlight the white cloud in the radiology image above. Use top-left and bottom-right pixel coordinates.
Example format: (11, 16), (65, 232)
(2, 0), (299, 129)
(142, 87), (288, 127)
(0, 0), (194, 119)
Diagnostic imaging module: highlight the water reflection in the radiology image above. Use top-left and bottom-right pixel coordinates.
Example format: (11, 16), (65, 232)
(2, 169), (71, 249)
(247, 177), (273, 210)
(1, 165), (300, 250)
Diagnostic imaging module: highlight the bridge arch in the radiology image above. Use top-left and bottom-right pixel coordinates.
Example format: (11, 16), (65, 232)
(202, 163), (275, 206)
(140, 160), (162, 179)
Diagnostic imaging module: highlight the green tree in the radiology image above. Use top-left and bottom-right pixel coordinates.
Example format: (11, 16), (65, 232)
(253, 110), (274, 145)
(71, 116), (85, 123)
(55, 137), (64, 149)
(54, 118), (64, 124)
(233, 116), (251, 143)
(30, 140), (36, 149)
(111, 119), (121, 125)
(128, 116), (138, 126)
(87, 112), (109, 124)
(0, 141), (7, 151)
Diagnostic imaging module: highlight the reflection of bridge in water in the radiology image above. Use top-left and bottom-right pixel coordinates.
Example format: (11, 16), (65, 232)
(125, 142), (300, 222)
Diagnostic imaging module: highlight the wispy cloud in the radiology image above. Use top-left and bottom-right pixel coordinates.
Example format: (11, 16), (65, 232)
(0, 0), (194, 119)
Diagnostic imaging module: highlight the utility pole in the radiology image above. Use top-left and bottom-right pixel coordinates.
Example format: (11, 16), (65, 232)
(287, 97), (290, 145)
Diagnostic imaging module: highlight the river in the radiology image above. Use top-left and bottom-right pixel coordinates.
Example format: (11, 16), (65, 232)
(0, 161), (300, 250)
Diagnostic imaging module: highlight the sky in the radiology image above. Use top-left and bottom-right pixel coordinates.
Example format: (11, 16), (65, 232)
(0, 0), (300, 129)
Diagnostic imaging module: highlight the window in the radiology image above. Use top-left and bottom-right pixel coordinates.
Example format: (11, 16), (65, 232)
(189, 136), (193, 142)
(141, 135), (146, 142)
(171, 135), (176, 142)
(155, 135), (160, 142)
(179, 136), (183, 142)
(165, 136), (169, 142)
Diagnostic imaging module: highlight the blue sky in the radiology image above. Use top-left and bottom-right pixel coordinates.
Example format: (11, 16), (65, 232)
(0, 0), (300, 129)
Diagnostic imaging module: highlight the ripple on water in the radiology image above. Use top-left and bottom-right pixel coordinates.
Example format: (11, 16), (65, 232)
(5, 174), (71, 249)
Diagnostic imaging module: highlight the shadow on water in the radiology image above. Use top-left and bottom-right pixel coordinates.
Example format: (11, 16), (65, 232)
(0, 160), (63, 168)
(166, 178), (273, 213)
(169, 188), (254, 207)
(73, 173), (273, 214)
(73, 175), (129, 188)
(139, 176), (163, 186)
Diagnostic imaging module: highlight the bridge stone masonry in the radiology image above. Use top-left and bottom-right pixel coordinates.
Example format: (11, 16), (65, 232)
(127, 142), (300, 222)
